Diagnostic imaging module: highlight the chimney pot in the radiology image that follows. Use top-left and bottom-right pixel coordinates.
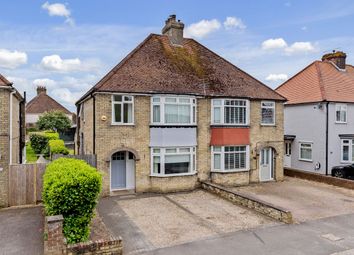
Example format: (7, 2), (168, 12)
(162, 14), (184, 46)
(322, 51), (347, 70)
(36, 86), (47, 95)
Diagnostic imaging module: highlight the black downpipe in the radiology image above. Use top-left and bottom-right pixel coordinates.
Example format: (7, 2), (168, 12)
(325, 102), (329, 175)
(93, 95), (96, 154)
(19, 92), (26, 163)
(75, 104), (80, 155)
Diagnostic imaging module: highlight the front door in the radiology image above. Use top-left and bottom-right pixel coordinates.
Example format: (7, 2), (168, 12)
(111, 152), (126, 190)
(260, 147), (274, 181)
(284, 141), (292, 168)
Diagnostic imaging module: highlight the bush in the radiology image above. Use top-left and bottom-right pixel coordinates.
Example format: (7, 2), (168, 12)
(44, 131), (60, 140)
(37, 111), (71, 133)
(29, 133), (49, 154)
(49, 139), (69, 155)
(43, 158), (102, 244)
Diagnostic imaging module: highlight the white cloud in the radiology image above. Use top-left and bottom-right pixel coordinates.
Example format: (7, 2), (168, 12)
(301, 26), (308, 31)
(265, 73), (288, 82)
(42, 1), (74, 25)
(185, 19), (221, 39)
(33, 78), (57, 89)
(52, 87), (80, 105)
(261, 38), (288, 50)
(40, 54), (82, 72)
(0, 49), (27, 69)
(223, 17), (246, 30)
(285, 42), (315, 54)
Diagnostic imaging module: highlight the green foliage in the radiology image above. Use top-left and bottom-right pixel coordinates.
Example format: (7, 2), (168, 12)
(37, 111), (71, 133)
(49, 139), (69, 155)
(26, 127), (39, 133)
(44, 131), (60, 140)
(25, 143), (38, 162)
(43, 158), (102, 244)
(29, 133), (49, 154)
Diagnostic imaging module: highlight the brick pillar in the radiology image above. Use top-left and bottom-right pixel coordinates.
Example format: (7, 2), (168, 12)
(45, 215), (65, 255)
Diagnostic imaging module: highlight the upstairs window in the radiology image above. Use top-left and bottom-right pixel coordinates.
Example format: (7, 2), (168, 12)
(151, 96), (196, 125)
(335, 104), (347, 123)
(112, 95), (134, 124)
(212, 99), (249, 125)
(261, 101), (275, 125)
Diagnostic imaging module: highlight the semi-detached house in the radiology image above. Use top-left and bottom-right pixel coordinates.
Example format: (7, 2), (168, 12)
(76, 15), (286, 195)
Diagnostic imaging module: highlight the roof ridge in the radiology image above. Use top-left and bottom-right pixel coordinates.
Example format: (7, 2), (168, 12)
(0, 73), (12, 86)
(315, 61), (326, 101)
(26, 93), (71, 114)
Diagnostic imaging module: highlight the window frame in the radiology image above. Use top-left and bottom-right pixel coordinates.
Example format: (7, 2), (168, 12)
(151, 96), (196, 125)
(261, 101), (275, 126)
(341, 139), (354, 163)
(150, 147), (196, 177)
(111, 94), (134, 125)
(211, 99), (250, 126)
(298, 142), (313, 162)
(335, 103), (347, 124)
(211, 145), (250, 172)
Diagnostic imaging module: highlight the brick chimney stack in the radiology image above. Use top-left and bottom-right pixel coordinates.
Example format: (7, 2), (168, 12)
(37, 86), (47, 95)
(322, 50), (347, 70)
(162, 14), (184, 46)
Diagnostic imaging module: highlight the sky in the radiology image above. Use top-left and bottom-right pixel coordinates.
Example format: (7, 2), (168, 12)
(1, 0), (354, 111)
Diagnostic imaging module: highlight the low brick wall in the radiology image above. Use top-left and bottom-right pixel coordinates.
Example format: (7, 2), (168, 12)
(285, 168), (354, 190)
(201, 181), (293, 224)
(44, 215), (123, 255)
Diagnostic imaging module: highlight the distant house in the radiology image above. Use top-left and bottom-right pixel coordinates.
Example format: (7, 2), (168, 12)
(76, 15), (285, 196)
(276, 51), (354, 176)
(26, 86), (74, 127)
(0, 74), (25, 207)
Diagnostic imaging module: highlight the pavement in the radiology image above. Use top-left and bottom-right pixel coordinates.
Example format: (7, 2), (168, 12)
(0, 206), (44, 255)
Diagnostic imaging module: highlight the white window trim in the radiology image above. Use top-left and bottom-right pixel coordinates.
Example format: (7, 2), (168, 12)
(211, 99), (250, 126)
(211, 145), (250, 172)
(298, 141), (313, 162)
(261, 101), (275, 126)
(111, 94), (134, 125)
(335, 103), (347, 124)
(150, 95), (196, 125)
(150, 147), (196, 177)
(340, 139), (354, 163)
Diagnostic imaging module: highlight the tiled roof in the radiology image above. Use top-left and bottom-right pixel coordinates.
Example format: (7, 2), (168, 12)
(26, 92), (71, 114)
(78, 34), (285, 103)
(0, 73), (11, 86)
(276, 61), (354, 104)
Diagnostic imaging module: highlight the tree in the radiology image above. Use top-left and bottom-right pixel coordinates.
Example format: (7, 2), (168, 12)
(37, 111), (71, 133)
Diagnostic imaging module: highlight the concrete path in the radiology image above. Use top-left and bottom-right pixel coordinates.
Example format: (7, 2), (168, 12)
(144, 213), (354, 255)
(0, 206), (44, 255)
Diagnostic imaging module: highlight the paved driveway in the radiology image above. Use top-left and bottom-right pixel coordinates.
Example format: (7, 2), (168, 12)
(98, 190), (276, 254)
(232, 177), (354, 222)
(0, 206), (44, 255)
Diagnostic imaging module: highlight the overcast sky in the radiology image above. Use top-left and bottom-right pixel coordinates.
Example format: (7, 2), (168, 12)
(1, 0), (354, 111)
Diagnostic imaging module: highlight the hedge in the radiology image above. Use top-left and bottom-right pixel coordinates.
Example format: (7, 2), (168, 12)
(49, 139), (69, 155)
(29, 131), (60, 155)
(43, 158), (102, 244)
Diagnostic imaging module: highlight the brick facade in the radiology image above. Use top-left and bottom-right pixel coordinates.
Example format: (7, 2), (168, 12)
(78, 94), (284, 194)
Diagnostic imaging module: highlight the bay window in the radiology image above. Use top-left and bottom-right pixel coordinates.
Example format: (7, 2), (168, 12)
(151, 147), (196, 176)
(212, 99), (249, 125)
(112, 95), (134, 124)
(335, 104), (347, 123)
(299, 142), (312, 161)
(212, 145), (250, 172)
(151, 96), (196, 125)
(341, 139), (354, 162)
(261, 101), (275, 125)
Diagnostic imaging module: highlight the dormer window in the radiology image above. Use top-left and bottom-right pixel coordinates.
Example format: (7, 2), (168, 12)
(335, 103), (347, 123)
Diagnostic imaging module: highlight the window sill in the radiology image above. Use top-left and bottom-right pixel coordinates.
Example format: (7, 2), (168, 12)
(260, 124), (276, 127)
(335, 122), (347, 124)
(299, 159), (313, 162)
(111, 123), (135, 126)
(150, 172), (197, 178)
(150, 124), (197, 128)
(210, 124), (250, 128)
(211, 169), (250, 173)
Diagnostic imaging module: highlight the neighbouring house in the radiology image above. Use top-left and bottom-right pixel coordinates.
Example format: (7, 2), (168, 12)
(0, 74), (25, 207)
(76, 15), (286, 196)
(276, 51), (354, 176)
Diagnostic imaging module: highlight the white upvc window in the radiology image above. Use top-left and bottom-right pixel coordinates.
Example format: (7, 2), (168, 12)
(299, 142), (313, 161)
(335, 103), (347, 123)
(151, 147), (196, 176)
(112, 95), (134, 124)
(212, 99), (250, 125)
(151, 96), (196, 125)
(261, 101), (275, 125)
(341, 139), (354, 163)
(211, 145), (250, 172)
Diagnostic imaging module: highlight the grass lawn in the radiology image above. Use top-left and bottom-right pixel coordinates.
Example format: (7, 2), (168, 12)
(26, 143), (38, 163)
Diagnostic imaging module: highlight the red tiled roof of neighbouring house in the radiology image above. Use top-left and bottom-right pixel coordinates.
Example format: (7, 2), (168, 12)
(26, 92), (72, 114)
(276, 61), (354, 104)
(0, 73), (12, 86)
(77, 34), (285, 104)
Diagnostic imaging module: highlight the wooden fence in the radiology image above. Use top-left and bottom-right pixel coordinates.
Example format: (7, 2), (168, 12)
(8, 163), (47, 207)
(52, 154), (97, 167)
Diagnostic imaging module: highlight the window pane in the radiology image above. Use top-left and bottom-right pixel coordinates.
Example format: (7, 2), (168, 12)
(165, 155), (190, 174)
(165, 98), (177, 103)
(343, 145), (349, 161)
(213, 107), (221, 123)
(300, 146), (312, 160)
(352, 143), (354, 161)
(179, 105), (190, 123)
(153, 148), (160, 153)
(113, 95), (122, 102)
(124, 96), (132, 101)
(114, 104), (121, 122)
(153, 156), (161, 174)
(165, 104), (178, 123)
(213, 146), (222, 152)
(179, 148), (190, 153)
(214, 154), (221, 169)
(153, 105), (160, 123)
(153, 97), (160, 103)
(262, 108), (274, 124)
(179, 98), (190, 103)
(123, 103), (133, 123)
(166, 148), (177, 153)
(213, 99), (222, 106)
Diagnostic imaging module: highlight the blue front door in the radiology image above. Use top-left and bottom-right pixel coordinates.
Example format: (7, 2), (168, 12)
(111, 152), (126, 190)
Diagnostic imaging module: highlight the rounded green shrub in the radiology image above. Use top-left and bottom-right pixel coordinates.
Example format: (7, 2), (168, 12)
(29, 133), (49, 154)
(43, 158), (102, 244)
(44, 131), (60, 140)
(49, 139), (69, 155)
